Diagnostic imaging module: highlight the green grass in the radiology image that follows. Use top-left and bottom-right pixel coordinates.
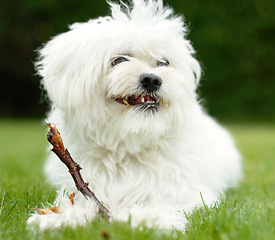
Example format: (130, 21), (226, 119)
(0, 120), (274, 239)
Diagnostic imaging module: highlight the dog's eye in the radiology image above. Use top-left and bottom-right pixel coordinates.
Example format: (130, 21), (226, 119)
(157, 60), (169, 67)
(111, 56), (129, 67)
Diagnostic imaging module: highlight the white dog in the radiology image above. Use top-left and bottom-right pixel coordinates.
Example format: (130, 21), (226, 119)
(28, 0), (242, 231)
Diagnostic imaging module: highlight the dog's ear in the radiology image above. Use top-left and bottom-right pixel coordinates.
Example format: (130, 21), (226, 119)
(36, 25), (107, 111)
(178, 39), (202, 90)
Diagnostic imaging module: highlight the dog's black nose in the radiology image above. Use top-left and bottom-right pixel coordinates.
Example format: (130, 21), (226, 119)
(140, 73), (162, 92)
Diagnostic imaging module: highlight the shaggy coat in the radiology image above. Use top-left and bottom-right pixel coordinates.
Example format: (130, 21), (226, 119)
(28, 0), (242, 231)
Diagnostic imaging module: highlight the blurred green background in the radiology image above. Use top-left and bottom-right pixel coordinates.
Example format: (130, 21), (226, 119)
(0, 0), (274, 121)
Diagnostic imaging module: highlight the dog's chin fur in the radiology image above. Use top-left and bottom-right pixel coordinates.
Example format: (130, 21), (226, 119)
(28, 0), (242, 232)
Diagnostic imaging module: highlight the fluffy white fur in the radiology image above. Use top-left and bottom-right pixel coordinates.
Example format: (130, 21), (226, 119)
(28, 0), (242, 232)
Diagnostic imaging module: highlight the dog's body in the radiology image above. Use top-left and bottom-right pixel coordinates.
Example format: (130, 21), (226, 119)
(28, 0), (242, 231)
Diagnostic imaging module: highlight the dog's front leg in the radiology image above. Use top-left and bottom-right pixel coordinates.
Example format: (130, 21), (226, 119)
(27, 193), (98, 231)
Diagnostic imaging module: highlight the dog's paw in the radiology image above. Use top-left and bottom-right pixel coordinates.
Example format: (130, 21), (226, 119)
(27, 211), (66, 231)
(27, 195), (97, 231)
(113, 204), (187, 232)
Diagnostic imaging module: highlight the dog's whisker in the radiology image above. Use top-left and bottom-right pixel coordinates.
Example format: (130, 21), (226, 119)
(139, 104), (151, 115)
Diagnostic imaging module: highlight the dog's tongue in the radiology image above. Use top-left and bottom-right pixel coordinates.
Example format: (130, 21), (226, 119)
(128, 95), (155, 105)
(143, 95), (155, 102)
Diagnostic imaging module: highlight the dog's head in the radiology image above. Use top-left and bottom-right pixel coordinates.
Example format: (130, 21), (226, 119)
(38, 0), (201, 146)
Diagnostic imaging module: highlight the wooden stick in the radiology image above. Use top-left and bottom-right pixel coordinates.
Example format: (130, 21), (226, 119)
(46, 121), (111, 219)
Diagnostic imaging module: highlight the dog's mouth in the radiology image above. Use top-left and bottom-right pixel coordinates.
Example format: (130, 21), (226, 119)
(114, 94), (160, 110)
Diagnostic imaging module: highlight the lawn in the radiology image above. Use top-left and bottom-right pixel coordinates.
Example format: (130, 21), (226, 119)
(0, 120), (274, 239)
